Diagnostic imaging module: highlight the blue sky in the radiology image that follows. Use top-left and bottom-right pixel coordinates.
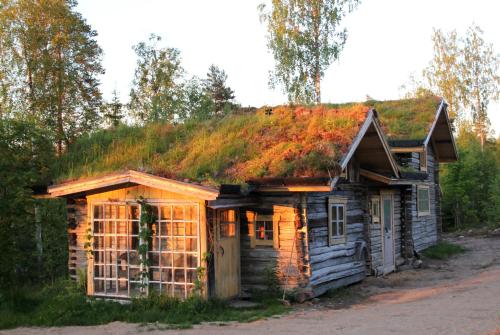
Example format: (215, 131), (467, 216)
(77, 0), (500, 133)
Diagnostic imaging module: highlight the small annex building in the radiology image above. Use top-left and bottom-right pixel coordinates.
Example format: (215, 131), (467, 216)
(45, 96), (457, 300)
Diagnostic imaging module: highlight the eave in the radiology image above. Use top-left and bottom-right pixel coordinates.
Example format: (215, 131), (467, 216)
(47, 170), (220, 200)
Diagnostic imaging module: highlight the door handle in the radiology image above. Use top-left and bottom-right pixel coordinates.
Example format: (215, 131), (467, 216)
(219, 245), (225, 256)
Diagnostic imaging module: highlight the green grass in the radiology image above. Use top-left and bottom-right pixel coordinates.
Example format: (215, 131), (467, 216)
(0, 280), (289, 330)
(422, 241), (466, 260)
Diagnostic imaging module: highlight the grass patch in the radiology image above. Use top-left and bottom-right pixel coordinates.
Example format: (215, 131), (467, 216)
(0, 280), (289, 330)
(422, 242), (466, 260)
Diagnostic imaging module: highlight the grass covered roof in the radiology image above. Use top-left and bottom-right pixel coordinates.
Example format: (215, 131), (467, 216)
(55, 104), (370, 186)
(372, 96), (442, 141)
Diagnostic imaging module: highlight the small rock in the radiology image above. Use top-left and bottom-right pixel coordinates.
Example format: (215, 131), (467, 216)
(412, 259), (423, 269)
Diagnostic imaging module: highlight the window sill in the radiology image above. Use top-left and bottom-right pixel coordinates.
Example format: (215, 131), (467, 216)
(330, 237), (346, 246)
(417, 211), (430, 217)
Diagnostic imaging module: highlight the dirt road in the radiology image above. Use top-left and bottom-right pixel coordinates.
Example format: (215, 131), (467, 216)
(3, 234), (500, 335)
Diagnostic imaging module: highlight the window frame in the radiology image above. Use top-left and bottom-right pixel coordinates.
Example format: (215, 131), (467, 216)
(218, 209), (237, 239)
(370, 196), (380, 224)
(419, 150), (427, 172)
(254, 214), (275, 246)
(328, 196), (348, 246)
(417, 185), (431, 216)
(89, 201), (200, 299)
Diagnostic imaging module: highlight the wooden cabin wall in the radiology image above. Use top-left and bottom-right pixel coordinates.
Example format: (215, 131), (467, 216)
(402, 147), (439, 253)
(306, 183), (368, 297)
(240, 194), (309, 293)
(67, 198), (88, 280)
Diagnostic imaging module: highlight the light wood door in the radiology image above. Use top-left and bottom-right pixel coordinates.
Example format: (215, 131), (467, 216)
(214, 209), (240, 299)
(381, 193), (395, 274)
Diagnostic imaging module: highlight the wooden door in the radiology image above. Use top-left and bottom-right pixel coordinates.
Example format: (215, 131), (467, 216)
(214, 209), (240, 298)
(381, 193), (395, 274)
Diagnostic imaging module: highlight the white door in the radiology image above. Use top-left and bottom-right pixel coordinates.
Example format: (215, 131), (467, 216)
(381, 194), (395, 274)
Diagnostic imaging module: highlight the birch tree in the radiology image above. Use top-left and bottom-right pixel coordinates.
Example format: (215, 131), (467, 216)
(259, 0), (360, 104)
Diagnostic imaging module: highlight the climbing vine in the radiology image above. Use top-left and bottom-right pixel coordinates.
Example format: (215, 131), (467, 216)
(137, 196), (154, 296)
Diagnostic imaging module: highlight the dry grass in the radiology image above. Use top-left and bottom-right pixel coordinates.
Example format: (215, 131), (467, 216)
(56, 105), (369, 185)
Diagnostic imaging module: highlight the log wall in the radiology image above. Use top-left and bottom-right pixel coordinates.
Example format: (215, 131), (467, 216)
(306, 184), (369, 297)
(67, 198), (88, 280)
(400, 147), (440, 254)
(239, 194), (309, 293)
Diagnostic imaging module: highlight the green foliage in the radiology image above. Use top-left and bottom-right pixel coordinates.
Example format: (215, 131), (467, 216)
(203, 64), (235, 114)
(0, 0), (104, 153)
(0, 280), (289, 329)
(441, 129), (499, 229)
(0, 119), (67, 286)
(55, 104), (369, 185)
(129, 34), (185, 124)
(259, 0), (360, 103)
(103, 89), (124, 128)
(421, 242), (466, 260)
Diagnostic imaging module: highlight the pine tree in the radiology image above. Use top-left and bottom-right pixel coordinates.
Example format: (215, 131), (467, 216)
(104, 89), (124, 128)
(203, 64), (235, 114)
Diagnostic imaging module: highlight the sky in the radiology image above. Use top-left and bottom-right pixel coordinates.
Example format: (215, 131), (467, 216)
(76, 0), (500, 134)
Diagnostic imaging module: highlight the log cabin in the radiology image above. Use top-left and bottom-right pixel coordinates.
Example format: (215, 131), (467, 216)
(44, 96), (457, 300)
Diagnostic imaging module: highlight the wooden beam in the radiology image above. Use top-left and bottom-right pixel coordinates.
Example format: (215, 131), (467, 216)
(255, 185), (331, 192)
(390, 146), (425, 153)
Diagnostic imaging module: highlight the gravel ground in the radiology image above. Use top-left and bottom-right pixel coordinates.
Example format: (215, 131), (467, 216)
(2, 234), (500, 335)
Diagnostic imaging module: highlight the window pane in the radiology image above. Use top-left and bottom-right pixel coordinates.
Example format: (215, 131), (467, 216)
(160, 222), (170, 236)
(117, 205), (126, 219)
(338, 221), (344, 236)
(161, 252), (172, 267)
(129, 267), (140, 281)
(149, 268), (160, 282)
(338, 206), (344, 221)
(174, 269), (185, 282)
(105, 205), (112, 219)
(129, 206), (139, 220)
(130, 221), (139, 236)
(173, 206), (184, 220)
(331, 206), (337, 221)
(93, 221), (103, 234)
(161, 268), (172, 283)
(186, 269), (197, 284)
(93, 205), (103, 219)
(129, 251), (140, 266)
(332, 221), (338, 236)
(173, 222), (185, 236)
(160, 206), (171, 220)
(185, 206), (198, 221)
(186, 254), (197, 268)
(94, 279), (105, 293)
(149, 252), (159, 267)
(185, 238), (198, 252)
(173, 253), (184, 268)
(185, 222), (197, 236)
(173, 285), (185, 298)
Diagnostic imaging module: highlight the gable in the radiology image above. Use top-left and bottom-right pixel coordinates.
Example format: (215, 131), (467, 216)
(47, 170), (219, 200)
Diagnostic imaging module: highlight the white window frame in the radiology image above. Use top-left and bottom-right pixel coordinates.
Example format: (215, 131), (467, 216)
(90, 201), (200, 299)
(417, 186), (431, 216)
(370, 196), (380, 224)
(328, 196), (348, 245)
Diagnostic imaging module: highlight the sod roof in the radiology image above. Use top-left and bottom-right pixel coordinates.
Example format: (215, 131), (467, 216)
(55, 104), (370, 186)
(371, 96), (442, 141)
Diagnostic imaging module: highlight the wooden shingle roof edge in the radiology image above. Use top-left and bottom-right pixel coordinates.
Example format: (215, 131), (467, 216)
(424, 98), (458, 161)
(330, 109), (400, 189)
(47, 170), (220, 200)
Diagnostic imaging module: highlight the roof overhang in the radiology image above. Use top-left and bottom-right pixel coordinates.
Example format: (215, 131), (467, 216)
(47, 170), (220, 200)
(333, 110), (400, 189)
(360, 169), (429, 186)
(423, 99), (458, 162)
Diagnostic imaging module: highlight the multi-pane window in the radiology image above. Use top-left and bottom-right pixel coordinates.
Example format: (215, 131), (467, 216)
(92, 202), (199, 299)
(328, 197), (347, 245)
(93, 204), (140, 298)
(417, 186), (430, 216)
(255, 215), (274, 246)
(219, 209), (236, 238)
